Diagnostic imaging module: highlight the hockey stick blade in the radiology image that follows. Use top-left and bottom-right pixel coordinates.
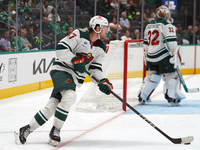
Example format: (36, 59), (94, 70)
(187, 88), (199, 93)
(84, 70), (194, 145)
(168, 136), (194, 144)
(177, 67), (199, 93)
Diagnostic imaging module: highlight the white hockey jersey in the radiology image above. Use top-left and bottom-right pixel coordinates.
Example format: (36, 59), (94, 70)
(51, 29), (106, 87)
(143, 19), (178, 63)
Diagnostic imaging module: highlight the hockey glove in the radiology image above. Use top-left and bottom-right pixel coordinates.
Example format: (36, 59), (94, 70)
(98, 78), (113, 95)
(71, 55), (85, 73)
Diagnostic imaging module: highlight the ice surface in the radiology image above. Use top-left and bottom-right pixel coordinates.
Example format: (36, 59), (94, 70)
(0, 75), (200, 150)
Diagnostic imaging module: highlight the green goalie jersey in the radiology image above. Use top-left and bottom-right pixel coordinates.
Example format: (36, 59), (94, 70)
(143, 19), (178, 63)
(51, 28), (106, 87)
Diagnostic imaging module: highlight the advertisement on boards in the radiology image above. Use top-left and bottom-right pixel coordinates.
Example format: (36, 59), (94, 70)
(0, 51), (55, 90)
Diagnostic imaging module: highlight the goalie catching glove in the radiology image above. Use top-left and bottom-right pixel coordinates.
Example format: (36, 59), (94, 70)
(71, 55), (85, 73)
(98, 78), (113, 95)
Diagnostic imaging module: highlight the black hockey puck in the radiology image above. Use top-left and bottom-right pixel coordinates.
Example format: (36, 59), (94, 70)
(184, 143), (190, 145)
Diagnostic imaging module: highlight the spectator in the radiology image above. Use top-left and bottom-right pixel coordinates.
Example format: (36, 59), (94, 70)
(26, 27), (34, 43)
(176, 27), (182, 45)
(21, 11), (35, 25)
(109, 16), (122, 33)
(176, 24), (184, 36)
(63, 0), (74, 14)
(0, 5), (11, 25)
(132, 0), (141, 10)
(143, 7), (155, 22)
(31, 29), (54, 50)
(121, 30), (132, 40)
(129, 0), (137, 12)
(133, 12), (141, 21)
(20, 27), (32, 50)
(133, 29), (140, 40)
(14, 29), (29, 51)
(110, 0), (118, 10)
(27, 0), (40, 8)
(49, 15), (62, 35)
(111, 9), (117, 18)
(9, 30), (15, 50)
(48, 8), (61, 22)
(42, 16), (54, 35)
(8, 10), (23, 31)
(119, 12), (130, 30)
(102, 31), (111, 45)
(0, 29), (14, 52)
(100, 0), (112, 16)
(195, 25), (200, 44)
(49, 0), (63, 10)
(66, 26), (73, 35)
(62, 16), (74, 34)
(124, 4), (136, 20)
(183, 25), (193, 44)
(18, 1), (31, 16)
(110, 30), (117, 40)
(43, 0), (53, 17)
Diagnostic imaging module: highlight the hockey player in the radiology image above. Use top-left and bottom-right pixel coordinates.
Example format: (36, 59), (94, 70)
(138, 5), (185, 107)
(14, 15), (113, 147)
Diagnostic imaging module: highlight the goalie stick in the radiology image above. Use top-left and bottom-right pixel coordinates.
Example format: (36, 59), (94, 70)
(85, 70), (194, 144)
(157, 25), (199, 93)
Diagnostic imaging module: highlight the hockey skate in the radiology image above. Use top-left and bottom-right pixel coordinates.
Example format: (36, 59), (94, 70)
(48, 126), (61, 147)
(14, 125), (32, 145)
(165, 94), (181, 107)
(167, 98), (181, 107)
(138, 95), (151, 105)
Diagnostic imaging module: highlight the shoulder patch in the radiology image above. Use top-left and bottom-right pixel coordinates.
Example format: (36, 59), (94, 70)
(94, 40), (106, 52)
(78, 29), (90, 41)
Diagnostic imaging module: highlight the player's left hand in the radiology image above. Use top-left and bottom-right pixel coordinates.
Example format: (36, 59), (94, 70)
(98, 78), (113, 95)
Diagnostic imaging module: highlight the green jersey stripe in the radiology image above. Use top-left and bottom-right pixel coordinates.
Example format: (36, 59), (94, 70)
(147, 49), (169, 59)
(57, 107), (69, 114)
(55, 110), (68, 121)
(57, 41), (72, 51)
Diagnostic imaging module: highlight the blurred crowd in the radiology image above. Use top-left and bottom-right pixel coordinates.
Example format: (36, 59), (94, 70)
(0, 0), (199, 52)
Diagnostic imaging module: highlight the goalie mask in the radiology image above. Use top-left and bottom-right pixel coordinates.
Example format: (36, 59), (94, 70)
(156, 5), (173, 23)
(89, 16), (108, 34)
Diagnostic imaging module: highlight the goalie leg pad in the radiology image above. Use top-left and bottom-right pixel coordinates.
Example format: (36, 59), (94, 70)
(139, 71), (161, 103)
(53, 90), (77, 129)
(163, 72), (186, 105)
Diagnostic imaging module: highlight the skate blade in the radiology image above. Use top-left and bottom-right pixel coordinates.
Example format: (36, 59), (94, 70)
(14, 131), (22, 145)
(48, 138), (59, 147)
(168, 102), (180, 107)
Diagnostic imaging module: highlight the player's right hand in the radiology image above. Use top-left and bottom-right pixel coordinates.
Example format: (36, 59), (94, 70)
(98, 78), (113, 95)
(71, 55), (85, 73)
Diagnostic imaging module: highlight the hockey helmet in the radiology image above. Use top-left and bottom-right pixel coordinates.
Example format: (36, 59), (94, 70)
(89, 16), (108, 33)
(156, 5), (173, 23)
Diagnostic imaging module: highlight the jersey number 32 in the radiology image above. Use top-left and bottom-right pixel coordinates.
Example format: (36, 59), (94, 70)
(147, 30), (159, 46)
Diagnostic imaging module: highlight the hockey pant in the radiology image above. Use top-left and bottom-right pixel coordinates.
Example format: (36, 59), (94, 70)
(29, 90), (77, 131)
(139, 70), (161, 101)
(163, 72), (186, 101)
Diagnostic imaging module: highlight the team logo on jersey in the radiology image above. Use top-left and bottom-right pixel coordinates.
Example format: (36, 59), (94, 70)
(77, 53), (94, 64)
(65, 79), (72, 83)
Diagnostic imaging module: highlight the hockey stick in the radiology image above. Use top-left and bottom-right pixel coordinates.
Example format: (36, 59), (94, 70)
(84, 70), (194, 144)
(157, 25), (199, 93)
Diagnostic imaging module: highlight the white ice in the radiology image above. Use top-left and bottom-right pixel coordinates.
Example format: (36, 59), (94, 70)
(0, 75), (200, 150)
